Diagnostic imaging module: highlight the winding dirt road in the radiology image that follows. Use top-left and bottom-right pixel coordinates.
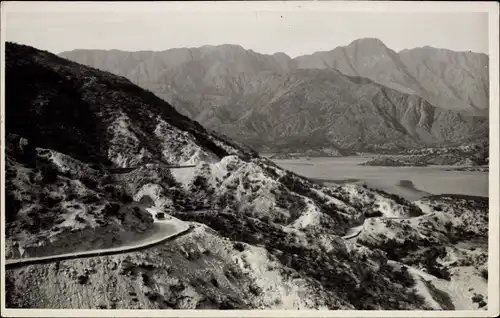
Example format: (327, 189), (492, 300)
(342, 215), (417, 240)
(105, 164), (196, 174)
(5, 209), (191, 269)
(4, 165), (205, 268)
(5, 200), (417, 269)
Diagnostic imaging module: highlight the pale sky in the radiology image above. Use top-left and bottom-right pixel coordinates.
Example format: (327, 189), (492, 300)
(2, 2), (491, 57)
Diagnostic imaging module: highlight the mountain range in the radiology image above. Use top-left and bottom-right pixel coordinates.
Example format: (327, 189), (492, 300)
(4, 42), (489, 310)
(59, 38), (489, 152)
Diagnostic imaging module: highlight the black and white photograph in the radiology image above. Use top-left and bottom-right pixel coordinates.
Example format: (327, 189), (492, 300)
(1, 1), (499, 316)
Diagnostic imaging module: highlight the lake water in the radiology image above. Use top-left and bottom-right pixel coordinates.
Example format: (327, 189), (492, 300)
(266, 155), (489, 201)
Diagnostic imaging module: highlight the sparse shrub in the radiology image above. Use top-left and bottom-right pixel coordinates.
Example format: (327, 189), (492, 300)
(233, 242), (245, 252)
(186, 249), (203, 261)
(364, 210), (383, 218)
(472, 293), (484, 303)
(444, 221), (453, 232)
(119, 260), (136, 276)
(192, 176), (208, 189)
(391, 265), (415, 288)
(65, 192), (77, 201)
(141, 273), (152, 286)
(480, 269), (488, 280)
(75, 215), (86, 223)
(420, 247), (451, 281)
(100, 174), (114, 185)
(45, 195), (62, 208)
(248, 283), (262, 296)
(82, 193), (99, 204)
(145, 291), (160, 302)
(210, 277), (220, 288)
(278, 173), (310, 196)
(41, 164), (58, 184)
(5, 192), (21, 222)
(77, 274), (89, 285)
(252, 185), (261, 192)
(242, 179), (250, 190)
(219, 296), (243, 309)
(260, 215), (270, 223)
(102, 202), (121, 217)
(139, 195), (155, 206)
(95, 219), (107, 226)
(138, 262), (157, 271)
(190, 277), (208, 287)
(119, 192), (134, 203)
(408, 204), (424, 217)
(103, 184), (115, 194)
(81, 176), (98, 189)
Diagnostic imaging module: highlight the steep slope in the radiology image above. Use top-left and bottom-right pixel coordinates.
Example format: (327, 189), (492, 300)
(5, 42), (257, 259)
(60, 44), (487, 153)
(296, 38), (489, 114)
(5, 43), (488, 310)
(295, 38), (424, 95)
(215, 69), (488, 151)
(59, 40), (488, 152)
(398, 46), (489, 115)
(60, 45), (294, 121)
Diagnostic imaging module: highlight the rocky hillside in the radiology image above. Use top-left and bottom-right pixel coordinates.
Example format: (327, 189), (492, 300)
(58, 45), (293, 120)
(59, 38), (489, 152)
(362, 141), (489, 167)
(5, 43), (488, 310)
(211, 69), (487, 151)
(5, 42), (257, 259)
(296, 38), (489, 115)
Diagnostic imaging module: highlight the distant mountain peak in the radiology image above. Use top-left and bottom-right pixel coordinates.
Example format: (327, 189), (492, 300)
(198, 44), (246, 52)
(347, 37), (389, 49)
(272, 51), (290, 57)
(58, 38), (489, 149)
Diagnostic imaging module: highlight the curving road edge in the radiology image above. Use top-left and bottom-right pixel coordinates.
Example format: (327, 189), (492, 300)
(5, 207), (417, 269)
(342, 216), (417, 240)
(5, 217), (193, 270)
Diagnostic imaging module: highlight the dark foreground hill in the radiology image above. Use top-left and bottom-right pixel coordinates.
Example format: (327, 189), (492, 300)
(4, 42), (488, 310)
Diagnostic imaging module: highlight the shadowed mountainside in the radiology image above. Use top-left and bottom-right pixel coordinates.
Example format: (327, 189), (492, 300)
(59, 39), (488, 152)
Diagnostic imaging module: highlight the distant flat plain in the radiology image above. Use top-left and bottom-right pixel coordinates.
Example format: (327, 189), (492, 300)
(264, 155), (488, 201)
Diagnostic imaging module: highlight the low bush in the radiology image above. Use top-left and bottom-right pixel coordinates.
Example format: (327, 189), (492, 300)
(364, 210), (383, 218)
(5, 193), (21, 222)
(145, 291), (160, 302)
(41, 165), (58, 184)
(210, 277), (220, 288)
(480, 268), (488, 280)
(81, 176), (98, 189)
(77, 274), (89, 285)
(120, 192), (134, 203)
(233, 242), (245, 252)
(82, 194), (100, 204)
